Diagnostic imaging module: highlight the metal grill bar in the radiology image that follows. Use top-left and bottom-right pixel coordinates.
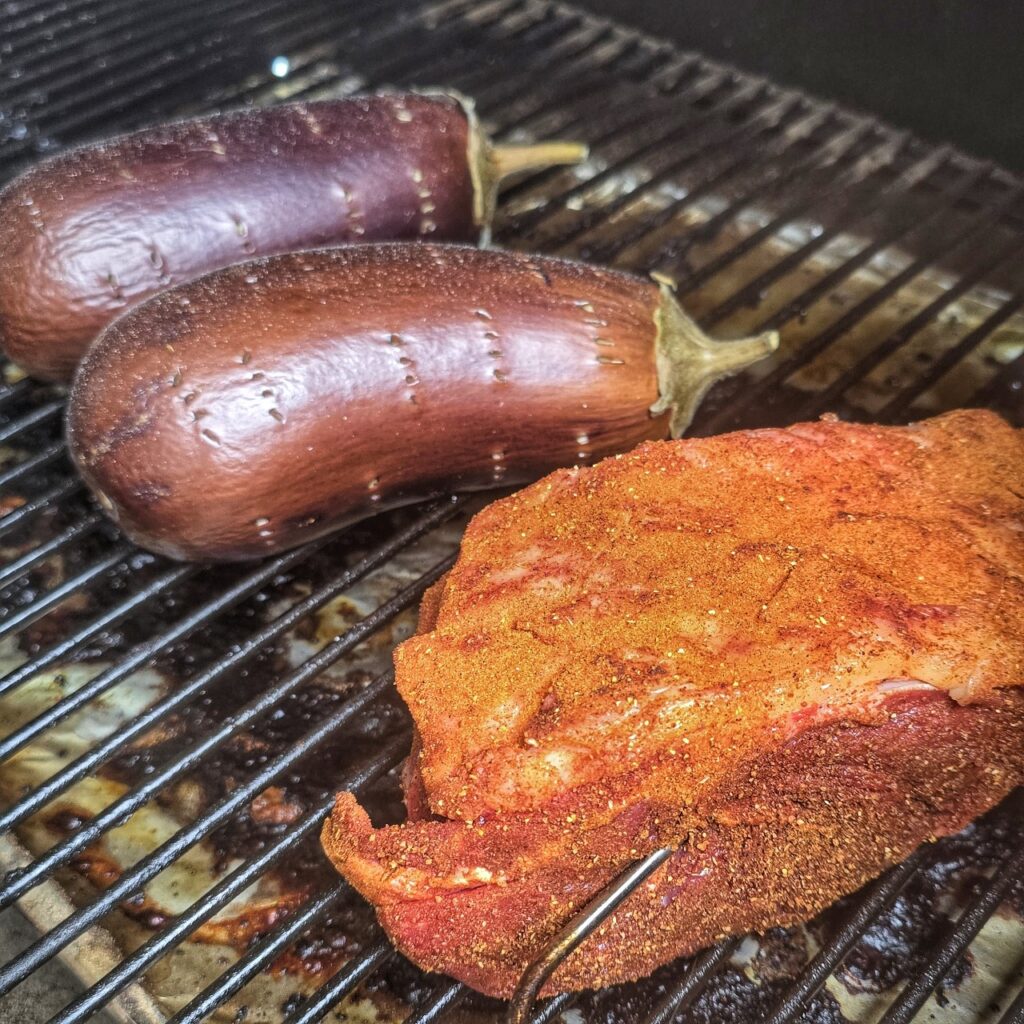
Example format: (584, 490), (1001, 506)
(667, 128), (900, 293)
(509, 77), (751, 241)
(802, 254), (1024, 421)
(284, 943), (395, 1024)
(577, 102), (848, 264)
(0, 553), (451, 992)
(0, 542), (317, 761)
(0, 443), (68, 492)
(169, 883), (350, 1024)
(545, 92), (812, 256)
(0, 499), (459, 834)
(0, 562), (449, 943)
(699, 146), (960, 330)
(0, 478), (83, 541)
(0, 0), (425, 166)
(644, 939), (741, 1024)
(0, 541), (131, 640)
(405, 982), (469, 1024)
(526, 992), (574, 1024)
(0, 380), (32, 409)
(0, 513), (103, 591)
(0, 563), (197, 697)
(999, 986), (1024, 1024)
(876, 288), (1024, 420)
(51, 715), (405, 1024)
(4, 0), (265, 104)
(760, 856), (923, 1024)
(878, 847), (1024, 1024)
(0, 400), (63, 446)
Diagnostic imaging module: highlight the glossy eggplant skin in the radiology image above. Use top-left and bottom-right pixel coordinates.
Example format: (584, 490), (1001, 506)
(0, 94), (475, 381)
(68, 244), (669, 561)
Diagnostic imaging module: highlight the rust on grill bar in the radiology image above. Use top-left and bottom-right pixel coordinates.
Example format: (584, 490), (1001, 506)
(0, 0), (1022, 1022)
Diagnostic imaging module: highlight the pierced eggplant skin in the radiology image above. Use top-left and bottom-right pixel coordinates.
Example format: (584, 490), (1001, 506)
(67, 244), (775, 562)
(0, 92), (583, 381)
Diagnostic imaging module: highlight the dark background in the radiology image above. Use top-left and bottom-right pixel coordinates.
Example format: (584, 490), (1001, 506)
(574, 0), (1024, 172)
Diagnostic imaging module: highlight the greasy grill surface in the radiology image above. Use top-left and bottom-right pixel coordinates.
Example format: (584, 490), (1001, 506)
(0, 1), (1022, 1022)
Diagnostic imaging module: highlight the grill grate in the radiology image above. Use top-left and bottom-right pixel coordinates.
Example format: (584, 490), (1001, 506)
(1, 1), (1023, 1022)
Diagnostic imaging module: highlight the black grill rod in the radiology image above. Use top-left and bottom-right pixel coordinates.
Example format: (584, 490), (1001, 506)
(878, 843), (1024, 1024)
(0, 512), (103, 591)
(527, 993), (575, 1024)
(544, 92), (813, 258)
(0, 398), (62, 446)
(0, 0), (166, 58)
(561, 96), (828, 265)
(696, 147), (983, 403)
(176, 0), (488, 115)
(169, 883), (350, 1024)
(506, 847), (673, 1024)
(697, 149), (994, 434)
(0, 497), (461, 834)
(997, 984), (1024, 1024)
(229, 0), (574, 126)
(482, 51), (683, 152)
(449, 21), (638, 119)
(49, 703), (405, 1024)
(2, 0), (271, 106)
(0, 558), (451, 947)
(0, 442), (65, 492)
(665, 125), (898, 296)
(876, 289), (1024, 422)
(757, 854), (923, 1024)
(968, 347), (1024, 415)
(0, 379), (32, 410)
(0, 537), (320, 761)
(512, 78), (776, 249)
(283, 944), (396, 1024)
(0, 541), (132, 640)
(698, 144), (961, 331)
(23, 0), (410, 123)
(592, 104), (863, 270)
(506, 76), (759, 243)
(642, 937), (741, 1024)
(9, 0), (436, 160)
(0, 564), (196, 695)
(423, 19), (626, 124)
(476, 56), (714, 207)
(0, 0), (83, 38)
(799, 226), (1024, 421)
(0, 476), (83, 541)
(488, 52), (724, 210)
(356, 0), (564, 87)
(416, 24), (677, 176)
(274, 0), (532, 105)
(0, 556), (452, 992)
(404, 981), (469, 1024)
(22, 0), (502, 176)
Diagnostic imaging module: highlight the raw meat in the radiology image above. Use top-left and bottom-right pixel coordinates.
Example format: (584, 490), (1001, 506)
(322, 409), (1024, 997)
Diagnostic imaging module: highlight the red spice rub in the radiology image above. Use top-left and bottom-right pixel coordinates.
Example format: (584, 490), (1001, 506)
(322, 409), (1024, 997)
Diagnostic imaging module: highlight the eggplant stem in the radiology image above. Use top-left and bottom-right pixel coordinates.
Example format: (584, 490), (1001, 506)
(488, 141), (590, 180)
(459, 90), (587, 244)
(650, 282), (779, 438)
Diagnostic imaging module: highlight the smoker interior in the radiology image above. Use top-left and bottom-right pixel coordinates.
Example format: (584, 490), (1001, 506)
(0, 0), (1023, 1022)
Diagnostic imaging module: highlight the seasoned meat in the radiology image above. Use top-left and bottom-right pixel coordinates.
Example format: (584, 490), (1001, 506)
(322, 409), (1024, 997)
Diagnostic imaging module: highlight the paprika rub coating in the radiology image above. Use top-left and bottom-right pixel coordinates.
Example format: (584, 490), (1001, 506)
(323, 409), (1024, 997)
